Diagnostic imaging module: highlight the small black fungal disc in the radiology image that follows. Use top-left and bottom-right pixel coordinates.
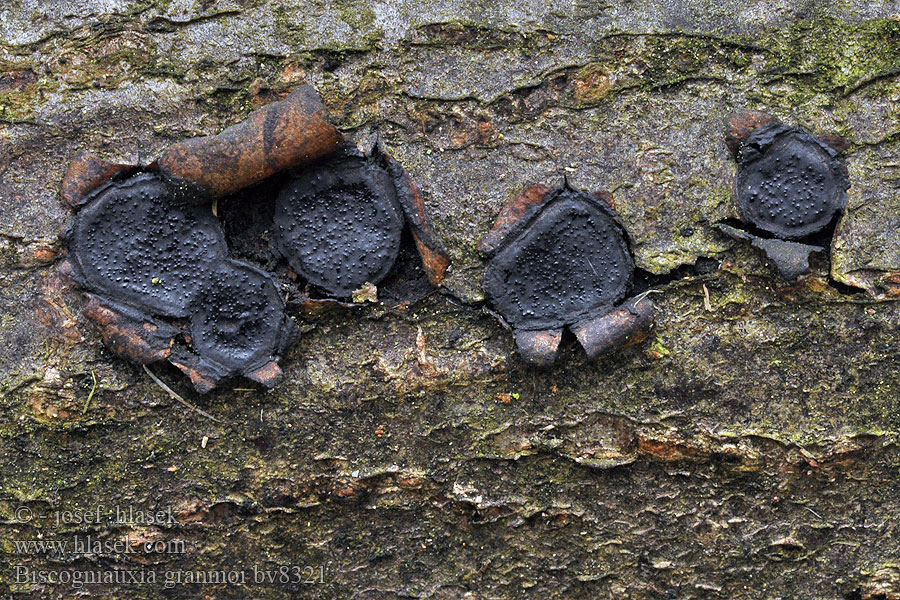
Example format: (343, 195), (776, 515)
(736, 123), (849, 240)
(68, 173), (226, 317)
(273, 153), (405, 298)
(484, 186), (633, 331)
(188, 260), (291, 377)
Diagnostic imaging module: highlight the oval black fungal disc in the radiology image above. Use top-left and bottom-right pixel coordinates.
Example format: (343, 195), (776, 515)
(273, 153), (405, 298)
(484, 186), (633, 331)
(736, 123), (849, 240)
(68, 173), (226, 317)
(188, 260), (290, 377)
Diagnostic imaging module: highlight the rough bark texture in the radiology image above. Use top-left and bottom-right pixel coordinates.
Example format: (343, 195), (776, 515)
(2, 1), (900, 598)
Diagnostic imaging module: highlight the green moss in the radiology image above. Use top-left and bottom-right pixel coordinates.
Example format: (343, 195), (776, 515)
(642, 35), (726, 84)
(648, 339), (671, 358)
(565, 18), (900, 107)
(0, 79), (49, 123)
(272, 5), (308, 47)
(765, 17), (900, 93)
(336, 1), (377, 31)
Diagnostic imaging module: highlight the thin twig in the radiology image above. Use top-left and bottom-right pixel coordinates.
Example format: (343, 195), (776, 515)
(633, 288), (664, 303)
(802, 505), (825, 522)
(82, 370), (98, 414)
(142, 365), (225, 424)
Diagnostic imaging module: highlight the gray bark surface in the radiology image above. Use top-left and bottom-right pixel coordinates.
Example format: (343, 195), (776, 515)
(2, 1), (900, 598)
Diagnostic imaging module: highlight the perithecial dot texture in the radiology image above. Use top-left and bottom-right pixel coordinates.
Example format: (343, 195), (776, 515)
(273, 153), (405, 298)
(68, 173), (291, 381)
(484, 186), (633, 331)
(736, 124), (849, 240)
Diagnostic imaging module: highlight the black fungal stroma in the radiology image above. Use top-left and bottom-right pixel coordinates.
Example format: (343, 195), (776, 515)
(273, 149), (406, 299)
(64, 173), (296, 393)
(480, 183), (655, 367)
(69, 175), (225, 317)
(60, 87), (448, 392)
(180, 261), (291, 385)
(735, 121), (848, 239)
(484, 186), (633, 330)
(722, 111), (850, 279)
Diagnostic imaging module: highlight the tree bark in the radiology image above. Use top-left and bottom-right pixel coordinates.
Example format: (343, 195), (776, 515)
(2, 1), (900, 598)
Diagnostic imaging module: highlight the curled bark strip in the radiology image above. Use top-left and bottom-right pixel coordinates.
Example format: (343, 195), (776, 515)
(724, 110), (777, 157)
(592, 189), (616, 211)
(478, 184), (551, 256)
(158, 85), (343, 201)
(570, 297), (656, 360)
(245, 361), (284, 388)
(82, 295), (176, 364)
(818, 134), (849, 155)
(377, 148), (451, 286)
(168, 352), (221, 395)
(60, 152), (134, 209)
(513, 328), (562, 367)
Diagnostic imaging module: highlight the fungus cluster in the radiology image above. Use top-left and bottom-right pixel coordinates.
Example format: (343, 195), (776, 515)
(60, 86), (448, 392)
(62, 87), (852, 385)
(64, 169), (299, 393)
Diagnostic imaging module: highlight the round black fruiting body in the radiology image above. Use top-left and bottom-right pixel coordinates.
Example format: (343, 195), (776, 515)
(68, 174), (226, 317)
(66, 172), (293, 386)
(735, 122), (850, 240)
(273, 151), (405, 299)
(188, 261), (291, 377)
(483, 185), (634, 331)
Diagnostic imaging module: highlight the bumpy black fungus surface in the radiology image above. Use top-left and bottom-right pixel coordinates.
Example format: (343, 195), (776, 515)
(188, 261), (290, 376)
(736, 123), (849, 240)
(273, 152), (405, 298)
(484, 186), (633, 330)
(66, 172), (293, 386)
(68, 174), (225, 317)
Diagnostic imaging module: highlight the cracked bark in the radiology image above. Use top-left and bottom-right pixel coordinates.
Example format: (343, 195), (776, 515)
(2, 1), (900, 599)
